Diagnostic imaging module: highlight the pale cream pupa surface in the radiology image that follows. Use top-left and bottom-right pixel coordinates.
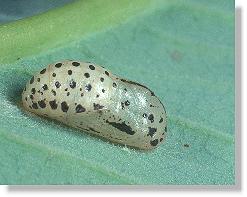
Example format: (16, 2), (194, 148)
(22, 60), (167, 150)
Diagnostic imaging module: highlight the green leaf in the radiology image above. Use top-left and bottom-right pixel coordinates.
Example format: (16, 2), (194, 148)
(0, 0), (234, 184)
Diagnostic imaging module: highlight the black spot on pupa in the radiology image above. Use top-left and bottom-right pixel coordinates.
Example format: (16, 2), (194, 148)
(124, 88), (127, 92)
(106, 120), (135, 135)
(61, 101), (69, 112)
(69, 80), (76, 88)
(148, 114), (154, 123)
(165, 126), (167, 132)
(121, 102), (125, 109)
(42, 84), (48, 91)
(85, 84), (92, 91)
(147, 127), (157, 137)
(79, 88), (82, 91)
(113, 82), (117, 87)
(68, 70), (72, 75)
(30, 76), (34, 84)
(160, 138), (164, 142)
(38, 100), (46, 108)
(81, 93), (84, 97)
(67, 92), (70, 96)
(150, 104), (155, 107)
(96, 94), (99, 98)
(159, 118), (163, 123)
(55, 63), (62, 68)
(84, 73), (90, 78)
(151, 91), (155, 96)
(72, 62), (80, 67)
(75, 104), (86, 113)
(30, 95), (34, 100)
(51, 89), (56, 96)
(93, 103), (104, 110)
(100, 77), (104, 82)
(102, 89), (105, 93)
(49, 100), (58, 109)
(65, 88), (68, 91)
(184, 144), (190, 148)
(52, 73), (56, 77)
(40, 68), (46, 74)
(32, 102), (38, 109)
(89, 65), (95, 70)
(37, 78), (40, 82)
(143, 113), (147, 118)
(105, 71), (109, 76)
(31, 88), (36, 94)
(55, 81), (61, 88)
(150, 139), (158, 146)
(124, 100), (130, 106)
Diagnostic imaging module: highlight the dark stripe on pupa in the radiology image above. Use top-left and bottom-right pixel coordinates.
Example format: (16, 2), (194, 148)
(106, 120), (135, 135)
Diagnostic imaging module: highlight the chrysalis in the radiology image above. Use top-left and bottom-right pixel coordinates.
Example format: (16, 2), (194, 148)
(22, 60), (167, 150)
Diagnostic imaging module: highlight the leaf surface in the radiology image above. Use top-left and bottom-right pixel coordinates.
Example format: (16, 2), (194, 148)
(0, 0), (234, 184)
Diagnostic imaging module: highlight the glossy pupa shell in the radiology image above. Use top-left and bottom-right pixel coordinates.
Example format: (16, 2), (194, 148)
(22, 60), (167, 150)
